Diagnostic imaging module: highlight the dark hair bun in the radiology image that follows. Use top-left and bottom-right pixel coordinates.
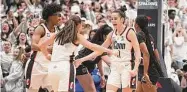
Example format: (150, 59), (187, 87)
(120, 5), (127, 12)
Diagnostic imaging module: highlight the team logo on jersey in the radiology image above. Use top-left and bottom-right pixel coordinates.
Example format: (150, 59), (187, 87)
(82, 67), (87, 73)
(115, 36), (125, 42)
(114, 41), (126, 49)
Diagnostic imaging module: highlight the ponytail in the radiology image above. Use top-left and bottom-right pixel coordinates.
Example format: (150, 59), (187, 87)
(55, 15), (81, 45)
(142, 27), (164, 77)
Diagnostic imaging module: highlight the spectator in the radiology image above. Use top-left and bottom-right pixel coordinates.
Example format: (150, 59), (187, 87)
(0, 64), (3, 86)
(60, 0), (73, 7)
(93, 1), (103, 17)
(14, 1), (28, 24)
(170, 68), (180, 85)
(2, 47), (25, 92)
(181, 6), (187, 30)
(83, 20), (93, 36)
(70, 4), (81, 17)
(8, 21), (24, 45)
(168, 9), (178, 32)
(172, 26), (187, 69)
(181, 64), (187, 92)
(167, 0), (178, 8)
(6, 9), (18, 29)
(164, 20), (174, 76)
(0, 41), (13, 78)
(125, 0), (137, 20)
(14, 32), (30, 49)
(26, 26), (35, 45)
(178, 0), (187, 8)
(164, 35), (173, 76)
(105, 0), (115, 12)
(3, 47), (24, 92)
(61, 5), (70, 21)
(96, 14), (106, 27)
(88, 29), (97, 40)
(1, 21), (13, 41)
(25, 0), (43, 16)
(22, 45), (31, 69)
(83, 0), (97, 24)
(0, 32), (3, 52)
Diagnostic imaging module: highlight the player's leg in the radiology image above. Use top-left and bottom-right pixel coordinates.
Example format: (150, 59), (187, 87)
(76, 65), (96, 92)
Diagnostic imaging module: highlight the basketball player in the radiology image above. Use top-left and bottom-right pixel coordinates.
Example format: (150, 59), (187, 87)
(75, 6), (141, 92)
(75, 24), (112, 91)
(39, 15), (116, 92)
(25, 3), (62, 92)
(135, 15), (163, 92)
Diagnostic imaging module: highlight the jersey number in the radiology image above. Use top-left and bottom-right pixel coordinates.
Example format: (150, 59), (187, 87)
(114, 42), (126, 58)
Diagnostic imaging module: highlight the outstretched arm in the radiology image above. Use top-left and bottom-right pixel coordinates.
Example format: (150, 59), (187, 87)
(74, 32), (113, 67)
(101, 55), (111, 66)
(77, 32), (113, 59)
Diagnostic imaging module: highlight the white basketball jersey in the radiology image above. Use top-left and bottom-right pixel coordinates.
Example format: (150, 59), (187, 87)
(110, 27), (133, 62)
(51, 42), (77, 62)
(34, 23), (55, 63)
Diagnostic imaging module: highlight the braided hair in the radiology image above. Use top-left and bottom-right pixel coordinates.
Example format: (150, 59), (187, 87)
(136, 15), (164, 77)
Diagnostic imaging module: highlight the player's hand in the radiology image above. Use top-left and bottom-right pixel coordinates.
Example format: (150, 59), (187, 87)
(46, 54), (51, 60)
(100, 75), (106, 88)
(74, 59), (83, 68)
(113, 50), (119, 57)
(21, 54), (26, 62)
(129, 69), (137, 77)
(109, 50), (118, 57)
(47, 45), (53, 54)
(142, 74), (153, 88)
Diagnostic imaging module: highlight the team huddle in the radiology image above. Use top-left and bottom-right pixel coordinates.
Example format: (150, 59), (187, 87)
(25, 3), (163, 92)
